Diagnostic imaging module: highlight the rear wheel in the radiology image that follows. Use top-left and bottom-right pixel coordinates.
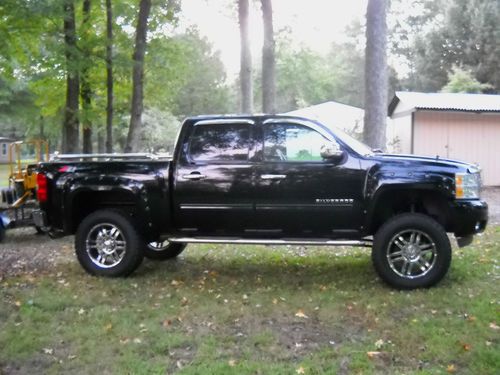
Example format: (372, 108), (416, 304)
(144, 241), (186, 261)
(372, 213), (451, 289)
(75, 210), (144, 277)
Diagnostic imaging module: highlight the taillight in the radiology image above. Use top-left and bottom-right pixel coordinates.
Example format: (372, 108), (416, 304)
(37, 173), (48, 202)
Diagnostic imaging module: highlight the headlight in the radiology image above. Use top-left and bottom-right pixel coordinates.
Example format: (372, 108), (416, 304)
(455, 172), (481, 199)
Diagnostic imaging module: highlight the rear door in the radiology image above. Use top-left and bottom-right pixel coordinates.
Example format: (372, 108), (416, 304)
(172, 119), (256, 235)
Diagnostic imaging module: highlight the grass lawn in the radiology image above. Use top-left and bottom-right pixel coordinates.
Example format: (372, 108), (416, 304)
(0, 227), (499, 374)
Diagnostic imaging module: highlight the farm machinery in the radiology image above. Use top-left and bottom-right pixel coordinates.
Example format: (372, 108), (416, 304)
(0, 140), (49, 241)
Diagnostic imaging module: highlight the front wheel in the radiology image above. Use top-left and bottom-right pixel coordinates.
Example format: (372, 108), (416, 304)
(144, 241), (186, 261)
(372, 213), (451, 289)
(75, 210), (144, 277)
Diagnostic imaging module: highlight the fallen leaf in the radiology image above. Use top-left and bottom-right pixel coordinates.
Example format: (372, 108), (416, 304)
(242, 294), (248, 300)
(43, 348), (54, 355)
(78, 308), (85, 315)
(489, 322), (499, 330)
(272, 298), (278, 305)
(467, 315), (476, 322)
(295, 309), (308, 319)
(447, 364), (457, 373)
(296, 366), (305, 374)
(228, 359), (236, 367)
(162, 319), (172, 327)
(181, 297), (189, 306)
(68, 355), (77, 360)
(104, 323), (113, 332)
(319, 285), (327, 291)
(171, 279), (181, 286)
(367, 351), (382, 359)
(133, 338), (142, 344)
(462, 343), (471, 351)
(375, 339), (384, 349)
(14, 301), (21, 307)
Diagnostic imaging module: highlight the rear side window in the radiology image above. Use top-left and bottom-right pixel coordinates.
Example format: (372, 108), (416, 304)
(188, 123), (251, 162)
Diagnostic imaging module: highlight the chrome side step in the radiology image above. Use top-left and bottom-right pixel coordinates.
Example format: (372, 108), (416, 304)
(167, 237), (372, 247)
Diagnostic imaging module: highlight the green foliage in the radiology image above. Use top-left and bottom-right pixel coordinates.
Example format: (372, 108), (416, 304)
(441, 66), (494, 93)
(392, 0), (500, 93)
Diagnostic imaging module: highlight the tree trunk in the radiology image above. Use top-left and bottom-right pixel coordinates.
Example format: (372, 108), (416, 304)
(97, 128), (105, 153)
(105, 0), (114, 153)
(62, 0), (80, 153)
(81, 0), (93, 154)
(363, 0), (388, 150)
(125, 0), (152, 153)
(261, 0), (276, 114)
(238, 0), (253, 113)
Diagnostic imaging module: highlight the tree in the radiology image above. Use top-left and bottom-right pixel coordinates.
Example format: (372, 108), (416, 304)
(80, 0), (93, 154)
(391, 0), (500, 93)
(62, 0), (80, 153)
(363, 0), (388, 150)
(125, 0), (152, 153)
(238, 0), (253, 113)
(441, 66), (493, 93)
(261, 0), (276, 113)
(105, 0), (114, 153)
(170, 29), (233, 117)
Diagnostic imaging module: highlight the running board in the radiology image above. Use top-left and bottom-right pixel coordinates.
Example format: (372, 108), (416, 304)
(167, 237), (372, 247)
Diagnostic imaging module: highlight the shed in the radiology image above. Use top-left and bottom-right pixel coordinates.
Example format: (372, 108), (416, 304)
(388, 91), (500, 186)
(0, 137), (14, 163)
(285, 101), (364, 136)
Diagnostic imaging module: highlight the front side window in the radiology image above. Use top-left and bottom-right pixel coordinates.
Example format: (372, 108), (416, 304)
(1, 143), (6, 156)
(188, 123), (250, 162)
(263, 123), (329, 162)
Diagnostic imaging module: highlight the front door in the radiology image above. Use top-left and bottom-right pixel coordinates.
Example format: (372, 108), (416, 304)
(253, 119), (365, 237)
(173, 119), (255, 236)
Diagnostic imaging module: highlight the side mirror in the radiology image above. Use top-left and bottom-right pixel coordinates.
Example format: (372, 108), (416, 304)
(320, 141), (344, 161)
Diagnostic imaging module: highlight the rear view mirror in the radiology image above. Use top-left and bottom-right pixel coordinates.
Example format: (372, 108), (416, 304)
(320, 141), (344, 161)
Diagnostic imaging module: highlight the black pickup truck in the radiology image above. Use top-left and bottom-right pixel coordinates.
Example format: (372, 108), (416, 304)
(34, 115), (488, 289)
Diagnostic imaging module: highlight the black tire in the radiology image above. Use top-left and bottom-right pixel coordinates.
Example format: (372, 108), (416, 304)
(75, 209), (144, 277)
(144, 241), (186, 261)
(0, 225), (5, 243)
(372, 213), (451, 289)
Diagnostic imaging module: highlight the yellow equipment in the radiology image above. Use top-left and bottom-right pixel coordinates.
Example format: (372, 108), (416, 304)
(6, 139), (49, 207)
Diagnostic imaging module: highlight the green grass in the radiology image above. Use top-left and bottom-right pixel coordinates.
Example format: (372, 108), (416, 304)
(1, 227), (499, 374)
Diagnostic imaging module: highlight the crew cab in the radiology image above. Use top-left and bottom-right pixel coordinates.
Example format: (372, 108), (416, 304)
(34, 115), (488, 289)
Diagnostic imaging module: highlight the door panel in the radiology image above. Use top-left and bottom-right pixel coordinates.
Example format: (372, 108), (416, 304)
(253, 122), (365, 237)
(173, 121), (255, 235)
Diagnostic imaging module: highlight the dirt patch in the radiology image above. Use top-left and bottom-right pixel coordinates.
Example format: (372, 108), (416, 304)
(0, 228), (73, 278)
(482, 187), (500, 224)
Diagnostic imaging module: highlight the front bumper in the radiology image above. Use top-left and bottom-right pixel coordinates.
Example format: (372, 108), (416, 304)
(448, 199), (488, 236)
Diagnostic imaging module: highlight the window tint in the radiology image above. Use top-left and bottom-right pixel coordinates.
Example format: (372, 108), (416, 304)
(263, 124), (329, 162)
(189, 123), (251, 162)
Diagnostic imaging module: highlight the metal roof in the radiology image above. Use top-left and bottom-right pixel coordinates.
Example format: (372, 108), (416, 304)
(389, 91), (500, 116)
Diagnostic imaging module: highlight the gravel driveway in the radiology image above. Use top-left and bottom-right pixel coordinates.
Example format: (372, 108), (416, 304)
(1, 187), (499, 278)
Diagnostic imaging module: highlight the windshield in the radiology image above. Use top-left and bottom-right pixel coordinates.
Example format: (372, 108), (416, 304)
(318, 121), (373, 156)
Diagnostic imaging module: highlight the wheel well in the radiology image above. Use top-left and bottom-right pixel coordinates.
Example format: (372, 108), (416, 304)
(369, 189), (450, 234)
(70, 190), (136, 233)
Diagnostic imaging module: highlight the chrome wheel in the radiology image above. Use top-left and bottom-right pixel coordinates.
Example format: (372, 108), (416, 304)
(147, 241), (168, 251)
(386, 229), (437, 279)
(86, 223), (126, 268)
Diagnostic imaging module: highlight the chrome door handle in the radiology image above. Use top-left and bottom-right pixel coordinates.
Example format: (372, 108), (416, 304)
(261, 174), (286, 180)
(182, 173), (207, 180)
